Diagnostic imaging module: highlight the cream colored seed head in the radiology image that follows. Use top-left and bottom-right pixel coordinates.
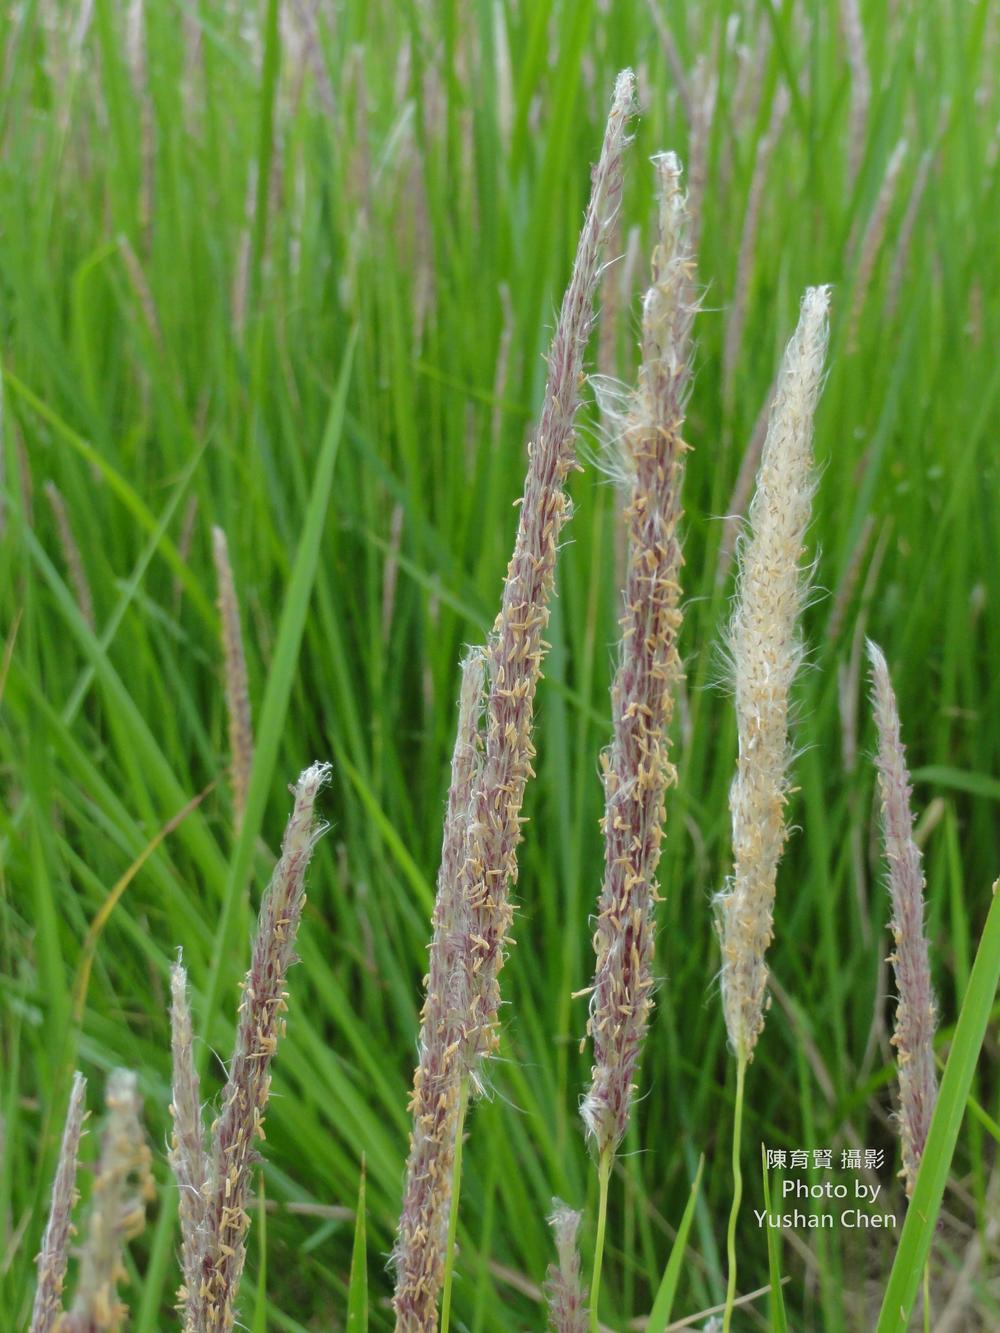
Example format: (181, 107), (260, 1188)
(715, 285), (831, 1063)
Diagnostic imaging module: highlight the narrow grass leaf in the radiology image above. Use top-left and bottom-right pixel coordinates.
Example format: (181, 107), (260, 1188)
(347, 1158), (369, 1332)
(760, 1148), (788, 1333)
(201, 334), (356, 1042)
(645, 1153), (704, 1333)
(875, 882), (1000, 1333)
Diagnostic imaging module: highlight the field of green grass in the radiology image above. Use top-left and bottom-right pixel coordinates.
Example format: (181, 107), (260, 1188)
(2, 1), (998, 1328)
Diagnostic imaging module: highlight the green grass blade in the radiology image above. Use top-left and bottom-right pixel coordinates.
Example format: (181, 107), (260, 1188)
(347, 1156), (369, 1331)
(761, 1147), (788, 1333)
(645, 1154), (704, 1333)
(200, 332), (356, 1046)
(875, 883), (1000, 1333)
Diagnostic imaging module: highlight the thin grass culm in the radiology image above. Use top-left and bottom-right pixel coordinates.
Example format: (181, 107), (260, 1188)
(580, 151), (695, 1331)
(867, 640), (939, 1195)
(391, 68), (636, 1333)
(30, 1073), (87, 1333)
(713, 285), (831, 1332)
(172, 762), (330, 1332)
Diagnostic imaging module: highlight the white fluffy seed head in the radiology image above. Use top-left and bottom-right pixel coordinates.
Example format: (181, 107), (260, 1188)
(714, 285), (831, 1063)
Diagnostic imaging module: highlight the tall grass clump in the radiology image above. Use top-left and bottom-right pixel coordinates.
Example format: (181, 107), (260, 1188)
(579, 150), (695, 1327)
(171, 763), (330, 1332)
(391, 69), (636, 1333)
(714, 285), (831, 1330)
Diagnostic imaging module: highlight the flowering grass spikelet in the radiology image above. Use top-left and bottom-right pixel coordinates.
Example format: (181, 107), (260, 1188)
(391, 70), (634, 1333)
(544, 1201), (589, 1333)
(66, 1069), (154, 1332)
(169, 957), (209, 1315)
(867, 640), (938, 1196)
(182, 762), (330, 1332)
(458, 67), (635, 1076)
(582, 152), (695, 1156)
(715, 285), (831, 1063)
(212, 525), (253, 829)
(30, 1072), (87, 1333)
(392, 649), (486, 1329)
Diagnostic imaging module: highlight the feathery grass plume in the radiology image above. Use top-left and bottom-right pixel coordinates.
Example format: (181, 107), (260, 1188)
(392, 649), (487, 1330)
(867, 641), (938, 1196)
(460, 67), (635, 1075)
(582, 153), (695, 1159)
(212, 526), (253, 830)
(30, 1072), (87, 1333)
(715, 284), (831, 1064)
(545, 1202), (589, 1333)
(44, 480), (95, 631)
(169, 957), (209, 1316)
(66, 1069), (154, 1332)
(183, 762), (330, 1333)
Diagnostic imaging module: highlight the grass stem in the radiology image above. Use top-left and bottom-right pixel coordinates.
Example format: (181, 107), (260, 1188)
(590, 1146), (613, 1333)
(722, 1055), (747, 1333)
(922, 1260), (930, 1333)
(440, 1077), (469, 1333)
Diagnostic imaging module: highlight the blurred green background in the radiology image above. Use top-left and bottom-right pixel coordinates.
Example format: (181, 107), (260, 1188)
(1, 0), (997, 1327)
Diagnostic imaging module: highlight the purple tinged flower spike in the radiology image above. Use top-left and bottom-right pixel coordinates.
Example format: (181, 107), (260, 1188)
(460, 67), (636, 1075)
(544, 1201), (589, 1333)
(392, 70), (636, 1332)
(582, 153), (696, 1156)
(30, 1072), (87, 1333)
(868, 641), (938, 1196)
(392, 649), (486, 1328)
(183, 761), (330, 1332)
(170, 957), (210, 1315)
(66, 1069), (154, 1332)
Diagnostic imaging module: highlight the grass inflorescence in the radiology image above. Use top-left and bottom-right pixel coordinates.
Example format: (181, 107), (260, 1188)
(3, 3), (998, 1330)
